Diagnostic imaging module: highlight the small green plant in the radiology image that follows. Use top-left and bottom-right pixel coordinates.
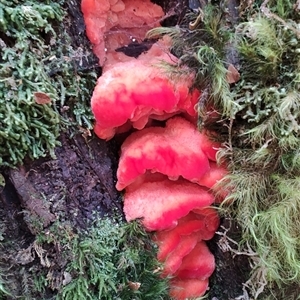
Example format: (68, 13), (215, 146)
(0, 244), (11, 299)
(58, 217), (170, 300)
(148, 4), (235, 117)
(29, 216), (169, 300)
(0, 0), (97, 167)
(0, 1), (62, 166)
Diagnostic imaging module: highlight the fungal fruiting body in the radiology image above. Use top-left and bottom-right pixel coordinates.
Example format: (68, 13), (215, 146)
(118, 119), (223, 298)
(123, 178), (215, 231)
(81, 0), (164, 67)
(82, 1), (227, 298)
(91, 62), (199, 140)
(168, 242), (215, 299)
(116, 117), (211, 191)
(169, 278), (209, 300)
(90, 65), (224, 298)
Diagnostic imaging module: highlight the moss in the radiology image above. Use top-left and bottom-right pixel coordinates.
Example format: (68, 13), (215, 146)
(0, 1), (61, 166)
(0, 242), (11, 299)
(59, 218), (169, 300)
(0, 0), (97, 167)
(29, 217), (170, 300)
(218, 3), (300, 298)
(148, 4), (234, 117)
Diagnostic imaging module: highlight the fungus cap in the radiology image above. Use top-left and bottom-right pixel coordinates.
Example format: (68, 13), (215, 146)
(154, 208), (220, 261)
(162, 232), (201, 276)
(123, 178), (214, 231)
(169, 278), (209, 300)
(81, 0), (164, 66)
(175, 241), (215, 280)
(91, 63), (200, 140)
(116, 117), (210, 190)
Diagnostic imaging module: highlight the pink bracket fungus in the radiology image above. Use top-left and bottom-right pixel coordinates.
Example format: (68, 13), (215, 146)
(81, 0), (164, 66)
(175, 241), (215, 280)
(161, 232), (202, 277)
(169, 278), (209, 300)
(167, 241), (215, 299)
(196, 161), (227, 189)
(153, 208), (220, 261)
(91, 63), (200, 140)
(81, 1), (228, 297)
(116, 117), (212, 191)
(123, 177), (215, 231)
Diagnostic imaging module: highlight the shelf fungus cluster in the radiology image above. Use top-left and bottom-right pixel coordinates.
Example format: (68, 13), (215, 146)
(116, 116), (225, 299)
(82, 0), (227, 298)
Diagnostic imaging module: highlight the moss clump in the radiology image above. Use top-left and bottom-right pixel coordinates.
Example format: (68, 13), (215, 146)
(150, 0), (300, 298)
(0, 0), (97, 167)
(29, 218), (169, 300)
(59, 218), (169, 300)
(218, 6), (300, 295)
(0, 1), (62, 166)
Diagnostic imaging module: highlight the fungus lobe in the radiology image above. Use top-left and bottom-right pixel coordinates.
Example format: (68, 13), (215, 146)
(81, 0), (164, 66)
(91, 62), (200, 140)
(169, 278), (209, 300)
(154, 208), (220, 261)
(116, 117), (211, 191)
(175, 241), (215, 280)
(123, 178), (214, 231)
(162, 232), (201, 276)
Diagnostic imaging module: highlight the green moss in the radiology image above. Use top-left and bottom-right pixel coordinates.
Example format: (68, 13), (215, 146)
(148, 4), (234, 117)
(0, 277), (10, 300)
(0, 0), (97, 167)
(0, 243), (10, 299)
(31, 217), (170, 300)
(60, 218), (169, 300)
(0, 1), (61, 166)
(221, 5), (300, 297)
